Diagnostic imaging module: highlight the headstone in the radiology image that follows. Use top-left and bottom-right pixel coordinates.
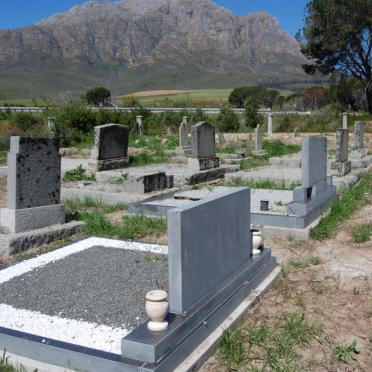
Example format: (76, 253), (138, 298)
(252, 125), (267, 156)
(90, 124), (129, 172)
(136, 116), (143, 135)
(167, 188), (252, 314)
(331, 129), (351, 176)
(267, 114), (273, 139)
(301, 136), (327, 188)
(218, 132), (227, 146)
(342, 113), (348, 130)
(188, 122), (219, 171)
(0, 137), (65, 233)
(350, 121), (366, 159)
(289, 136), (336, 215)
(179, 122), (189, 148)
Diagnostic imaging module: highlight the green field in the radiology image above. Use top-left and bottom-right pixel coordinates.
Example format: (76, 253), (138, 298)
(119, 88), (233, 106)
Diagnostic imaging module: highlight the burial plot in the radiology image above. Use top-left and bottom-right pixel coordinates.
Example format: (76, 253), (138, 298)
(252, 125), (267, 156)
(188, 121), (220, 171)
(0, 137), (83, 255)
(0, 190), (278, 372)
(331, 129), (351, 176)
(89, 124), (129, 172)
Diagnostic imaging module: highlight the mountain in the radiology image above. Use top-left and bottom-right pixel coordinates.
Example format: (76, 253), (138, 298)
(0, 0), (323, 99)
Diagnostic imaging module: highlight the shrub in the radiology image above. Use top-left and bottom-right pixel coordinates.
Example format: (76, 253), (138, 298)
(216, 107), (240, 132)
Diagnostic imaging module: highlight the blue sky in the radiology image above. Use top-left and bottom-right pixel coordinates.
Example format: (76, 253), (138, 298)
(0, 0), (307, 36)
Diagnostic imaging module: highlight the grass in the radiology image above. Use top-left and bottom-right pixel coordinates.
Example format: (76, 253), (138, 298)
(81, 211), (167, 241)
(0, 350), (34, 372)
(226, 177), (301, 190)
(218, 312), (323, 371)
(240, 139), (301, 171)
(310, 173), (372, 240)
(63, 165), (96, 182)
(351, 223), (372, 243)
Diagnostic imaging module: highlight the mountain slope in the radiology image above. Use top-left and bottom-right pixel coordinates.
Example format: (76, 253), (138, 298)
(0, 0), (321, 99)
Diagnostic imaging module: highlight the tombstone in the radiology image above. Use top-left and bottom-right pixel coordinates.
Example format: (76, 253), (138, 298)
(267, 114), (273, 139)
(218, 132), (227, 146)
(122, 188), (277, 369)
(342, 113), (348, 130)
(289, 136), (336, 215)
(123, 172), (174, 194)
(252, 125), (267, 156)
(0, 137), (65, 233)
(331, 129), (351, 176)
(350, 121), (366, 159)
(188, 122), (219, 171)
(89, 124), (129, 172)
(178, 122), (189, 148)
(136, 115), (143, 135)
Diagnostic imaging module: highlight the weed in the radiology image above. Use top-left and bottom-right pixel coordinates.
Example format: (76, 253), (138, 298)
(226, 177), (300, 190)
(63, 165), (96, 182)
(311, 173), (372, 240)
(0, 150), (6, 165)
(332, 340), (359, 365)
(218, 329), (245, 369)
(0, 350), (32, 372)
(351, 223), (372, 243)
(110, 173), (128, 184)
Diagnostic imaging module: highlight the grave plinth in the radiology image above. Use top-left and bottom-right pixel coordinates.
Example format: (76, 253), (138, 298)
(89, 124), (129, 172)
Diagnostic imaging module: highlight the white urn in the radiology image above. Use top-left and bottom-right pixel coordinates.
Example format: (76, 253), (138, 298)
(145, 290), (169, 332)
(251, 230), (264, 255)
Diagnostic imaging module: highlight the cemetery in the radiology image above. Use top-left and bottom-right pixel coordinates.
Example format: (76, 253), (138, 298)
(0, 108), (371, 371)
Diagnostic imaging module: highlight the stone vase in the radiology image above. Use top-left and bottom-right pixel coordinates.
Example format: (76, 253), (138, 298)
(145, 290), (169, 332)
(251, 230), (264, 256)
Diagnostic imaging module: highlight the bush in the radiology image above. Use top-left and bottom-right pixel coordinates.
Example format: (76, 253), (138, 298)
(11, 112), (44, 132)
(216, 107), (240, 132)
(244, 98), (262, 129)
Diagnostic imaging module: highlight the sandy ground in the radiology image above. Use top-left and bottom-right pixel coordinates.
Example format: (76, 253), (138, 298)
(201, 203), (372, 371)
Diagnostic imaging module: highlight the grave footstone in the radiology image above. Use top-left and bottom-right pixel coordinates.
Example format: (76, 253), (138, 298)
(0, 137), (65, 233)
(252, 125), (267, 156)
(331, 129), (351, 176)
(188, 122), (219, 171)
(350, 121), (366, 159)
(89, 124), (129, 172)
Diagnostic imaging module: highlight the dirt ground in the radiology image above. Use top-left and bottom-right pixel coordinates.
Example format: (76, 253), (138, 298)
(201, 203), (372, 371)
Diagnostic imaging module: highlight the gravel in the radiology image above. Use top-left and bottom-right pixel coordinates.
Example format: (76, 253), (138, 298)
(0, 246), (168, 330)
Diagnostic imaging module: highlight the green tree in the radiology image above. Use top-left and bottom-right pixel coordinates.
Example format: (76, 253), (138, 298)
(216, 107), (240, 132)
(244, 98), (261, 129)
(85, 86), (111, 107)
(298, 0), (372, 112)
(229, 86), (280, 108)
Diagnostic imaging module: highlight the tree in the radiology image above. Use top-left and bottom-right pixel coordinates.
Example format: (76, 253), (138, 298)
(85, 86), (111, 107)
(298, 0), (372, 112)
(228, 86), (280, 108)
(216, 107), (240, 132)
(244, 98), (261, 129)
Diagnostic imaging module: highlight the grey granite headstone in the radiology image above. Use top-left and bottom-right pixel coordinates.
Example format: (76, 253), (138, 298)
(167, 187), (251, 314)
(0, 136), (65, 233)
(192, 122), (216, 158)
(90, 124), (129, 171)
(331, 129), (351, 176)
(7, 137), (61, 209)
(218, 132), (227, 146)
(301, 136), (327, 188)
(136, 116), (143, 135)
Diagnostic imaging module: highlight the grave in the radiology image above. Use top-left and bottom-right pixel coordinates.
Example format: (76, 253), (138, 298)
(350, 121), (367, 159)
(267, 114), (273, 139)
(89, 124), (129, 172)
(0, 189), (278, 371)
(188, 122), (220, 171)
(342, 113), (348, 129)
(330, 129), (351, 176)
(252, 125), (267, 156)
(176, 118), (191, 153)
(0, 137), (84, 255)
(136, 116), (143, 135)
